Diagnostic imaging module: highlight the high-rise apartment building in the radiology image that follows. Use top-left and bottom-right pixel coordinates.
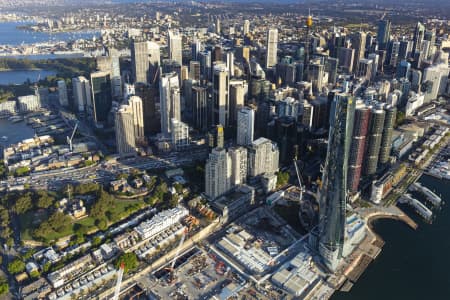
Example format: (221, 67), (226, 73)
(205, 148), (231, 199)
(115, 104), (136, 157)
(364, 106), (386, 176)
(72, 76), (91, 113)
(129, 96), (144, 140)
(378, 105), (397, 167)
(57, 80), (69, 107)
(248, 137), (279, 177)
(229, 147), (248, 186)
(237, 107), (255, 146)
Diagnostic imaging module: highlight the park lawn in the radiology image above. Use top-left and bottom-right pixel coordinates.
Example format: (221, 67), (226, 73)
(20, 198), (147, 243)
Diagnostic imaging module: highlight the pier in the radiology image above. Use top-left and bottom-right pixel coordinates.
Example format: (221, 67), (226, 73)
(410, 182), (442, 207)
(398, 194), (433, 222)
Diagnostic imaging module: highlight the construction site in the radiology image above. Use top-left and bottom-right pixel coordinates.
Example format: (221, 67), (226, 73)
(137, 247), (247, 300)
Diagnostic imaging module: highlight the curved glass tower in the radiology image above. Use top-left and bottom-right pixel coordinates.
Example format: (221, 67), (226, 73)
(318, 93), (355, 271)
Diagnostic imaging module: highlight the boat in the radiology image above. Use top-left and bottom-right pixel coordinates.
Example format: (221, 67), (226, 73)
(0, 136), (7, 142)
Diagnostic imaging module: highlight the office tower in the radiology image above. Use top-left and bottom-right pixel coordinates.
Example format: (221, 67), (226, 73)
(108, 49), (122, 98)
(212, 64), (230, 127)
(135, 82), (158, 134)
(325, 57), (338, 85)
(205, 148), (231, 199)
(318, 93), (355, 271)
(168, 30), (182, 65)
(347, 101), (370, 193)
(237, 107), (255, 146)
(208, 125), (224, 149)
(192, 86), (208, 131)
(352, 32), (367, 72)
(266, 29), (278, 68)
(191, 39), (201, 61)
(241, 46), (250, 62)
(213, 46), (223, 63)
(410, 69), (422, 92)
(129, 95), (144, 140)
(171, 118), (189, 149)
(215, 18), (221, 35)
(123, 83), (135, 100)
(189, 61), (201, 81)
(72, 76), (91, 113)
(147, 42), (161, 84)
(115, 104), (136, 157)
(368, 53), (379, 78)
(229, 146), (248, 186)
(160, 72), (181, 135)
(398, 40), (412, 61)
(302, 101), (314, 130)
(364, 106), (386, 176)
(243, 20), (250, 35)
(248, 137), (279, 177)
(277, 97), (299, 119)
(396, 60), (411, 79)
(412, 22), (425, 58)
(356, 59), (373, 81)
(227, 52), (235, 77)
(90, 71), (112, 125)
(377, 19), (391, 50)
(131, 41), (147, 83)
(379, 105), (396, 167)
(229, 79), (245, 126)
(337, 47), (355, 73)
(308, 61), (325, 92)
(422, 64), (449, 103)
(57, 80), (68, 107)
(199, 51), (212, 80)
(388, 41), (400, 67)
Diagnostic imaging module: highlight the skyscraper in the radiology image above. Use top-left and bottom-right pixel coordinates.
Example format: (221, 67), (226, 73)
(135, 82), (158, 135)
(168, 30), (183, 65)
(247, 137), (279, 177)
(412, 22), (425, 58)
(352, 31), (367, 72)
(364, 106), (386, 176)
(377, 19), (391, 50)
(208, 125), (224, 149)
(205, 148), (231, 199)
(237, 107), (255, 146)
(212, 64), (230, 127)
(189, 61), (201, 81)
(57, 80), (68, 107)
(266, 28), (278, 68)
(129, 95), (144, 140)
(378, 105), (397, 167)
(229, 79), (246, 126)
(229, 146), (248, 186)
(243, 20), (250, 35)
(115, 104), (136, 157)
(160, 72), (181, 136)
(90, 71), (112, 125)
(171, 118), (190, 149)
(72, 76), (91, 113)
(192, 86), (208, 131)
(318, 93), (355, 271)
(347, 101), (370, 193)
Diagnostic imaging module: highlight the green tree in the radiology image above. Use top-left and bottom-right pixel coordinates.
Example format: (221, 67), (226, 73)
(36, 191), (55, 209)
(7, 258), (25, 274)
(0, 277), (8, 295)
(13, 193), (33, 214)
(395, 111), (405, 127)
(29, 270), (40, 278)
(95, 218), (108, 231)
(115, 253), (138, 273)
(276, 171), (290, 188)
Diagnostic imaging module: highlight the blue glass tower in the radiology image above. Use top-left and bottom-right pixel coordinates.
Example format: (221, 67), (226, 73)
(318, 93), (355, 271)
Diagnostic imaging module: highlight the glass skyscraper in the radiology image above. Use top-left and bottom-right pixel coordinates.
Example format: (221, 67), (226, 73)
(318, 93), (355, 271)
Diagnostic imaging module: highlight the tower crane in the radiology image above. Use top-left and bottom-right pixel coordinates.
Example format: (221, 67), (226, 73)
(67, 121), (79, 152)
(112, 262), (125, 300)
(166, 227), (189, 284)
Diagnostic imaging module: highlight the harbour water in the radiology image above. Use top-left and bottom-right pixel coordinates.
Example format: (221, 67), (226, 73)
(0, 22), (99, 46)
(333, 175), (450, 300)
(0, 118), (35, 147)
(0, 69), (56, 85)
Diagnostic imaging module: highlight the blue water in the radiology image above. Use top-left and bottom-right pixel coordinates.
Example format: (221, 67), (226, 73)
(0, 69), (56, 85)
(0, 22), (99, 46)
(0, 119), (35, 146)
(333, 175), (450, 300)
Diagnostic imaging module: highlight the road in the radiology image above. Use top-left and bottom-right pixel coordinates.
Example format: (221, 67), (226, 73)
(1, 149), (208, 191)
